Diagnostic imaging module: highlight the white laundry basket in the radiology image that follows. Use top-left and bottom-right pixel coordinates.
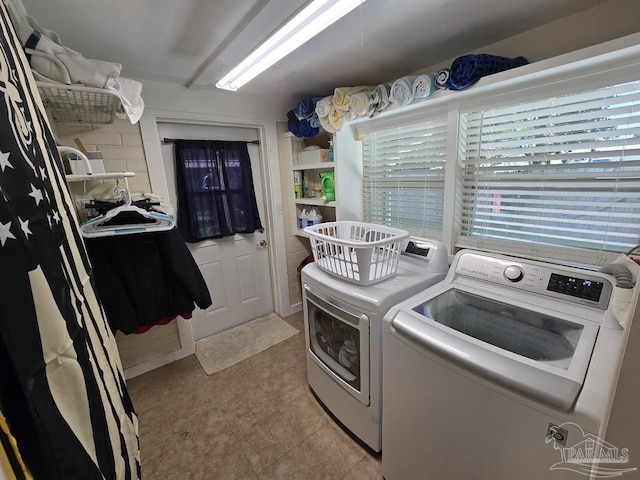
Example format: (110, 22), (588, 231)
(304, 221), (409, 285)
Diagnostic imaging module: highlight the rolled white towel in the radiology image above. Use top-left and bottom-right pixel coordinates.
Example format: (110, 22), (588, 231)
(412, 73), (436, 99)
(315, 95), (334, 118)
(390, 76), (417, 106)
(349, 91), (371, 117)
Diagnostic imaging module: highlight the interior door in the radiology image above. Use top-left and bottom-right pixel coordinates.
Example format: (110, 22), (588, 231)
(158, 122), (273, 341)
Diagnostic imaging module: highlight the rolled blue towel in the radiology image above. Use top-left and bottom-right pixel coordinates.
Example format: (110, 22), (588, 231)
(449, 54), (529, 90)
(297, 119), (319, 138)
(308, 113), (322, 129)
(287, 110), (319, 137)
(435, 69), (450, 89)
(294, 97), (321, 120)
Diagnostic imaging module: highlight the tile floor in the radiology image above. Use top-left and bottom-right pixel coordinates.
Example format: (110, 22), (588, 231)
(127, 312), (382, 479)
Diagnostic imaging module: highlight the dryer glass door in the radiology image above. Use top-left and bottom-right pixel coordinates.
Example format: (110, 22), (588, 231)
(304, 285), (370, 406)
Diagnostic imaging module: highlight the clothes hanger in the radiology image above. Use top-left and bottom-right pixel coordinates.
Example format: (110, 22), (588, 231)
(80, 179), (175, 238)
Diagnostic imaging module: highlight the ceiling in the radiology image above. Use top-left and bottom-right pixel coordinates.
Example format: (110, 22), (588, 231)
(20, 0), (608, 108)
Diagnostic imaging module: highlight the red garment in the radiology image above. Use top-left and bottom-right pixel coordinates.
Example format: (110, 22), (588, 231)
(132, 313), (193, 334)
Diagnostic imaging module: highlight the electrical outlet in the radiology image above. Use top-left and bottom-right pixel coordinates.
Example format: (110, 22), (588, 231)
(547, 423), (568, 446)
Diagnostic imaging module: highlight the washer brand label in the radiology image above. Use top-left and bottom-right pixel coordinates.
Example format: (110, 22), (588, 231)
(546, 422), (637, 477)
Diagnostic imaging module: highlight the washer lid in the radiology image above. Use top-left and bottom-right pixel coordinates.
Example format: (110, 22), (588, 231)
(388, 282), (600, 411)
(302, 258), (447, 312)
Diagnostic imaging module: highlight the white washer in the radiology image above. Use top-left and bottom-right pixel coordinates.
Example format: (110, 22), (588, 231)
(383, 250), (633, 479)
(302, 238), (448, 452)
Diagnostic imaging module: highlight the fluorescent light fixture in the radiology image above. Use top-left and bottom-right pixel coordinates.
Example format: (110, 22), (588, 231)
(216, 0), (365, 91)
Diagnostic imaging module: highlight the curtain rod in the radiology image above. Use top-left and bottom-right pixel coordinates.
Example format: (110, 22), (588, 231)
(163, 138), (260, 145)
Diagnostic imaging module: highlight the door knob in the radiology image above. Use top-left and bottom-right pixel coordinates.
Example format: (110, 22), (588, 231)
(257, 239), (267, 247)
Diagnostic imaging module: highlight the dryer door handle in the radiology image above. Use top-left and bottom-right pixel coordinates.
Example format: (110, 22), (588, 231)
(304, 285), (365, 327)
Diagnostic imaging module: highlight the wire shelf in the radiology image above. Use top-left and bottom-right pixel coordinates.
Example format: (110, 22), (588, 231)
(36, 81), (121, 124)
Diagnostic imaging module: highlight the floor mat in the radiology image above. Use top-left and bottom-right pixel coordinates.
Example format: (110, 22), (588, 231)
(194, 313), (300, 375)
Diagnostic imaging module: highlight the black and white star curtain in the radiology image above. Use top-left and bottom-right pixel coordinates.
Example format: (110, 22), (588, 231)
(0, 3), (140, 480)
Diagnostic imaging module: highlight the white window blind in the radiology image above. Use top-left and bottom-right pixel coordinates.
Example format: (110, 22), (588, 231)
(456, 80), (640, 260)
(363, 119), (447, 238)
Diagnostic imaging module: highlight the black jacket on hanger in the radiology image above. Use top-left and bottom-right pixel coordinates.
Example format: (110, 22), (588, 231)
(85, 227), (212, 334)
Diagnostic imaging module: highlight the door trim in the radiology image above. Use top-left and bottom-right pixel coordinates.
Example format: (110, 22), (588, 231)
(135, 110), (288, 373)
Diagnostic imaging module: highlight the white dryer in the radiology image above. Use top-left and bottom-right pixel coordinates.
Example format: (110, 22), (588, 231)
(382, 250), (634, 479)
(301, 238), (448, 452)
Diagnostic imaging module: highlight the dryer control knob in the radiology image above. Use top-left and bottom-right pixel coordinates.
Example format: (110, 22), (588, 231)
(504, 265), (524, 282)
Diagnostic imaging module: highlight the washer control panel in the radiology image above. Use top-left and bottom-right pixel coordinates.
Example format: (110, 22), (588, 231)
(454, 251), (612, 309)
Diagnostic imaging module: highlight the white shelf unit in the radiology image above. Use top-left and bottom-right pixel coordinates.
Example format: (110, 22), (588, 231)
(289, 135), (336, 238)
(58, 146), (136, 183)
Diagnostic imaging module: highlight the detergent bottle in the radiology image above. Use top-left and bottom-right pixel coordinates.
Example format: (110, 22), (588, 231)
(307, 207), (323, 226)
(298, 207), (310, 229)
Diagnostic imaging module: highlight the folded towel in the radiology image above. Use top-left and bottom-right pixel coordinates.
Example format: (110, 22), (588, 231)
(287, 110), (319, 138)
(449, 54), (529, 90)
(19, 15), (122, 88)
(412, 73), (436, 99)
(367, 83), (391, 118)
(435, 69), (450, 89)
(315, 96), (334, 118)
(334, 86), (372, 111)
(390, 76), (417, 106)
(349, 91), (372, 117)
(294, 97), (321, 120)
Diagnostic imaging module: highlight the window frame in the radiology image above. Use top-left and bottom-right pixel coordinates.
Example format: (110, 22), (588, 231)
(344, 34), (640, 266)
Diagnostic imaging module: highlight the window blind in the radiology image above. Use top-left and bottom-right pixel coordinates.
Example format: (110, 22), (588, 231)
(456, 80), (640, 259)
(363, 119), (447, 238)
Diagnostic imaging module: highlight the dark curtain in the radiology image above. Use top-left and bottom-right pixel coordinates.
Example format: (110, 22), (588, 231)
(174, 140), (263, 242)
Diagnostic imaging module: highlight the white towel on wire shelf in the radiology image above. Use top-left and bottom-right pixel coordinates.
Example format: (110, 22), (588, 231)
(107, 77), (145, 124)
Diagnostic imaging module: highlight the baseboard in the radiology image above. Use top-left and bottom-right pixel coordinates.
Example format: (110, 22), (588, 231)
(123, 346), (192, 380)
